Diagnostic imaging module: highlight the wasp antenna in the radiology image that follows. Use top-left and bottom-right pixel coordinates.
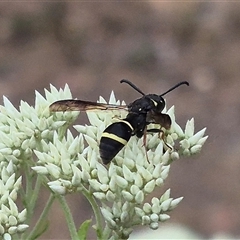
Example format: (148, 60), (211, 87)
(120, 79), (146, 96)
(160, 81), (189, 97)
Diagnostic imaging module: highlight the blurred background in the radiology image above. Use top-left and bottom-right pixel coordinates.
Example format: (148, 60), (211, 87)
(0, 2), (240, 239)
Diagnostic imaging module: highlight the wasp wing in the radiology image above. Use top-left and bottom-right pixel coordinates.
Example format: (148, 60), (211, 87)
(49, 99), (128, 112)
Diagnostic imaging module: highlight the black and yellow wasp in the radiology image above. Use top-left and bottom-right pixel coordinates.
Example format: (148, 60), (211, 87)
(49, 79), (189, 164)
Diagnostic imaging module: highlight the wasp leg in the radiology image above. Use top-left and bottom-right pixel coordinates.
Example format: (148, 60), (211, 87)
(147, 128), (173, 151)
(142, 128), (150, 163)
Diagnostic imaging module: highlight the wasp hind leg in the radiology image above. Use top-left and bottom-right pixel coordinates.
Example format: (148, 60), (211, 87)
(147, 128), (173, 151)
(142, 128), (150, 163)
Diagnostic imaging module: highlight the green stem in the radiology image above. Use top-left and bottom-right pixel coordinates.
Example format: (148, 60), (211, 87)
(23, 161), (42, 223)
(81, 187), (103, 239)
(57, 195), (79, 240)
(28, 176), (42, 215)
(27, 193), (55, 240)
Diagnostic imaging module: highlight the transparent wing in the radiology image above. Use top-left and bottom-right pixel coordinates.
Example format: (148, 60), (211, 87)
(49, 99), (128, 112)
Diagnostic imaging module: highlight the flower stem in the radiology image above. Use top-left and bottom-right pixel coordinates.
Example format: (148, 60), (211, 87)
(81, 187), (103, 239)
(57, 195), (79, 240)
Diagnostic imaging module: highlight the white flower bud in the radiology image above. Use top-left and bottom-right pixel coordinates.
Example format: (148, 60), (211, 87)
(150, 222), (159, 230)
(130, 185), (140, 195)
(150, 213), (159, 222)
(88, 179), (102, 191)
(105, 190), (115, 202)
(48, 184), (66, 195)
(21, 117), (36, 130)
(13, 177), (22, 190)
(71, 165), (82, 186)
(142, 215), (150, 225)
(9, 189), (17, 201)
(135, 207), (144, 217)
(5, 173), (15, 189)
(120, 211), (129, 222)
(100, 184), (109, 192)
(185, 118), (195, 137)
(135, 190), (144, 204)
(18, 209), (27, 222)
(151, 197), (159, 205)
(74, 125), (87, 134)
(136, 165), (152, 182)
(12, 150), (20, 158)
(170, 151), (179, 161)
(122, 165), (133, 182)
(161, 198), (173, 211)
(188, 128), (206, 146)
(190, 145), (203, 154)
(0, 213), (8, 223)
(171, 132), (179, 141)
(0, 148), (12, 155)
(161, 165), (170, 180)
(148, 134), (160, 149)
(97, 163), (109, 184)
(143, 203), (152, 214)
(172, 121), (184, 137)
(134, 173), (143, 188)
(122, 202), (130, 212)
(41, 129), (50, 139)
(182, 148), (190, 156)
(155, 177), (164, 186)
(101, 208), (114, 222)
(109, 177), (117, 192)
(1, 191), (9, 203)
(8, 215), (17, 226)
(144, 180), (156, 194)
(169, 197), (184, 210)
(197, 135), (208, 145)
(84, 135), (98, 149)
(82, 169), (91, 182)
(152, 203), (161, 214)
(115, 175), (128, 189)
(8, 198), (18, 216)
(0, 225), (4, 234)
(3, 233), (11, 240)
(17, 224), (29, 232)
(46, 163), (61, 179)
(161, 150), (170, 165)
(93, 192), (106, 200)
(160, 189), (171, 202)
(61, 159), (71, 176)
(51, 121), (65, 129)
(123, 157), (135, 170)
(159, 213), (170, 221)
(152, 164), (162, 178)
(122, 191), (133, 202)
(112, 202), (121, 217)
(31, 166), (48, 175)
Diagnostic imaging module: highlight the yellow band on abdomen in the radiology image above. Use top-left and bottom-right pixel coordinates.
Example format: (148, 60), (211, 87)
(102, 132), (127, 145)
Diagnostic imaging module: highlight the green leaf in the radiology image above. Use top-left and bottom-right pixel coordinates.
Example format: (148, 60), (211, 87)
(77, 219), (92, 240)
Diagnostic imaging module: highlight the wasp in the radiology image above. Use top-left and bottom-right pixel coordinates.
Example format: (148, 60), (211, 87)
(49, 80), (189, 164)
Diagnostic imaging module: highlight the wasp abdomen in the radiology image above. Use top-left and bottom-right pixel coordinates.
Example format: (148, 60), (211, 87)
(100, 121), (133, 164)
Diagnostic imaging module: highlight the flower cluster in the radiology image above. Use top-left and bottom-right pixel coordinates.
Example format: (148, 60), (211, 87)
(0, 84), (207, 240)
(0, 85), (79, 239)
(0, 161), (28, 239)
(33, 88), (207, 239)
